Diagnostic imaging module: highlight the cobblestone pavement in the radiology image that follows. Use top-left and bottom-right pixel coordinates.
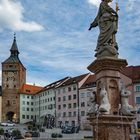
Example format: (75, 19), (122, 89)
(0, 124), (93, 139)
(40, 128), (93, 139)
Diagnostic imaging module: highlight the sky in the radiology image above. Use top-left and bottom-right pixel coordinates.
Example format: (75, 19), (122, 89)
(0, 0), (140, 86)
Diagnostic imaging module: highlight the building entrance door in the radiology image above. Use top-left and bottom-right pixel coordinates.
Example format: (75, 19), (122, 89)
(6, 111), (14, 121)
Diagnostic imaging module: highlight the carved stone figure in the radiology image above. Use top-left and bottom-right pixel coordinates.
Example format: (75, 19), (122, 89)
(87, 91), (98, 115)
(89, 0), (118, 58)
(120, 86), (136, 115)
(99, 85), (110, 114)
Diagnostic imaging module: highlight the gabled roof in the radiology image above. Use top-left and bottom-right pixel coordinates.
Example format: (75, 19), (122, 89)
(80, 74), (96, 89)
(122, 66), (140, 83)
(19, 84), (43, 95)
(37, 77), (70, 93)
(59, 73), (89, 87)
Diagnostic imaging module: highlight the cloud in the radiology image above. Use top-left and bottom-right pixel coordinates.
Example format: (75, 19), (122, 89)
(126, 0), (134, 11)
(0, 0), (44, 32)
(88, 0), (100, 7)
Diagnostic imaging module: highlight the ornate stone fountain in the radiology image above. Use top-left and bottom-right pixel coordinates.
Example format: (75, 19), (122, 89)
(87, 0), (136, 139)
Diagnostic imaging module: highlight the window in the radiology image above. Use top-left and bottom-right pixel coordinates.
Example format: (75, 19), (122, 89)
(135, 86), (140, 92)
(27, 102), (29, 105)
(68, 112), (72, 117)
(22, 101), (25, 105)
(22, 107), (25, 111)
(58, 105), (61, 110)
(138, 121), (140, 128)
(31, 108), (34, 111)
(81, 111), (85, 116)
(58, 97), (61, 102)
(45, 105), (47, 110)
(68, 87), (71, 92)
(63, 88), (66, 93)
(73, 94), (76, 99)
(68, 95), (71, 100)
(26, 90), (30, 93)
(22, 115), (25, 119)
(63, 112), (66, 117)
(136, 97), (140, 104)
(9, 65), (13, 67)
(31, 115), (34, 119)
(63, 104), (66, 108)
(73, 103), (77, 108)
(27, 108), (29, 111)
(73, 111), (76, 117)
(27, 96), (30, 98)
(58, 89), (60, 94)
(87, 92), (91, 97)
(81, 93), (85, 98)
(57, 113), (61, 117)
(73, 85), (77, 90)
(137, 108), (140, 114)
(81, 102), (85, 107)
(26, 115), (29, 119)
(63, 96), (66, 101)
(31, 102), (33, 105)
(68, 104), (71, 109)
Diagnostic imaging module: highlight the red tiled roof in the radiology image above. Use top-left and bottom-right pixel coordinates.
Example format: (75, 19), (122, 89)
(122, 66), (140, 83)
(19, 84), (43, 95)
(80, 74), (96, 89)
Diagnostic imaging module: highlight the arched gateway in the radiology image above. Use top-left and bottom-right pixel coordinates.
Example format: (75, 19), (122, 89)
(6, 111), (15, 121)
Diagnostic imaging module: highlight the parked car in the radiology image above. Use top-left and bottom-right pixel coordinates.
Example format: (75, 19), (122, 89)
(62, 125), (80, 134)
(24, 131), (40, 138)
(1, 122), (15, 126)
(24, 131), (32, 138)
(31, 131), (40, 137)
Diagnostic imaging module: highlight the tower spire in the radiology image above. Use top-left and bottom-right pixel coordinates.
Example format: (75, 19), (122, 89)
(10, 33), (19, 57)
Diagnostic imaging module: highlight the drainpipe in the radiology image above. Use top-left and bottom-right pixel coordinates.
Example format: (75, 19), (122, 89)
(77, 83), (80, 128)
(39, 94), (41, 126)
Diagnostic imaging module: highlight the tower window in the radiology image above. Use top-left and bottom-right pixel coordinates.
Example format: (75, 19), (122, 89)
(6, 100), (10, 106)
(9, 65), (13, 67)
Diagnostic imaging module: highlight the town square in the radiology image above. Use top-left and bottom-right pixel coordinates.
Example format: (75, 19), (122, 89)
(0, 0), (139, 139)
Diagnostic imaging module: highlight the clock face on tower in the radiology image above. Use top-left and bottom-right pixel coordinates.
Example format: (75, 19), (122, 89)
(7, 72), (16, 89)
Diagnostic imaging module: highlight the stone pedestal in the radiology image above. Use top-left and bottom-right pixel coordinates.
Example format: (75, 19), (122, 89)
(87, 57), (135, 140)
(88, 115), (135, 140)
(88, 57), (127, 114)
